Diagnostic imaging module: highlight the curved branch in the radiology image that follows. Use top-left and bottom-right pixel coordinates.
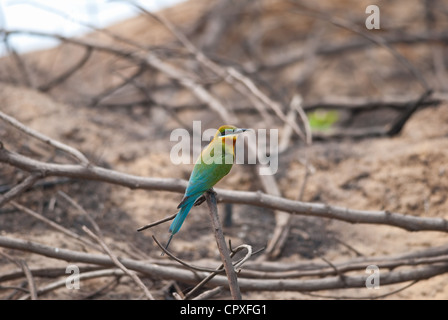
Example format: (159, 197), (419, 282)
(0, 111), (89, 166)
(1, 235), (448, 292)
(38, 46), (93, 92)
(0, 146), (447, 233)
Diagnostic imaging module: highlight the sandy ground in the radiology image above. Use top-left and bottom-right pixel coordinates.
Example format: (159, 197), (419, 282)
(0, 0), (447, 299)
(1, 82), (447, 299)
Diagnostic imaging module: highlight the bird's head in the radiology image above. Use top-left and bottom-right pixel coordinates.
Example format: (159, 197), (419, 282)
(214, 125), (249, 140)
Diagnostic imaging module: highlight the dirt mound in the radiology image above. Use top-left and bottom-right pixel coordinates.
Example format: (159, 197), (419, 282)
(1, 0), (447, 299)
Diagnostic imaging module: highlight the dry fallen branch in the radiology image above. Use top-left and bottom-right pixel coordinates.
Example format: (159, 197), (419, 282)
(89, 65), (146, 107)
(82, 226), (154, 300)
(0, 251), (37, 300)
(259, 30), (448, 71)
(38, 47), (93, 92)
(242, 242), (448, 274)
(169, 93), (445, 114)
(303, 93), (445, 112)
(183, 243), (258, 300)
(291, 5), (430, 91)
(21, 268), (124, 300)
(1, 235), (448, 293)
(10, 201), (100, 251)
(1, 145), (447, 233)
(0, 173), (41, 207)
(18, 260), (37, 300)
(0, 265), (103, 283)
(152, 234), (260, 299)
(0, 110), (90, 166)
(241, 254), (448, 279)
(191, 286), (223, 300)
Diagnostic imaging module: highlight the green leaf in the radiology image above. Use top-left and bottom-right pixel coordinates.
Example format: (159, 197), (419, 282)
(308, 109), (339, 131)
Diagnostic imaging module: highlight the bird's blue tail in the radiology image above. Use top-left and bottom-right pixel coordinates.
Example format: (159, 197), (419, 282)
(164, 195), (199, 253)
(169, 200), (195, 235)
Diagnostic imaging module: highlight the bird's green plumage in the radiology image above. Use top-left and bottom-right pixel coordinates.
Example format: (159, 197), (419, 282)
(165, 125), (246, 252)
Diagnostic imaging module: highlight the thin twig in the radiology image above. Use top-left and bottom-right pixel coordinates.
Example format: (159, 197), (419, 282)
(191, 286), (223, 300)
(145, 53), (234, 123)
(79, 275), (122, 300)
(82, 226), (154, 300)
(2, 35), (33, 87)
(134, 2), (305, 140)
(0, 173), (41, 207)
(304, 280), (419, 300)
(265, 95), (313, 259)
(386, 90), (433, 136)
(137, 213), (177, 232)
(0, 251), (37, 299)
(259, 30), (448, 71)
(89, 65), (146, 107)
(290, 3), (430, 91)
(56, 191), (102, 236)
(10, 201), (100, 251)
(19, 260), (37, 300)
(316, 251), (347, 287)
(38, 46), (93, 92)
(183, 244), (257, 300)
(0, 110), (89, 166)
(152, 235), (224, 273)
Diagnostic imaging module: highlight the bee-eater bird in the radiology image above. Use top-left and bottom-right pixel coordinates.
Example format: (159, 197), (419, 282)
(164, 125), (248, 252)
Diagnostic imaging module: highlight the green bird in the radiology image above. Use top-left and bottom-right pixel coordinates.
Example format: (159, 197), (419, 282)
(165, 125), (248, 251)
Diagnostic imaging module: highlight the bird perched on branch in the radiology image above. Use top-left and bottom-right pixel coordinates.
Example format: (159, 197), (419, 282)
(164, 125), (248, 252)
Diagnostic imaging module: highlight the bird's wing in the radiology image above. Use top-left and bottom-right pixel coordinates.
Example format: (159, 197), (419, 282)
(178, 149), (232, 209)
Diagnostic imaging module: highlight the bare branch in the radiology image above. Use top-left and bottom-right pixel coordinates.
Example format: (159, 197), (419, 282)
(267, 95), (313, 259)
(56, 191), (102, 236)
(0, 111), (89, 166)
(1, 146), (447, 233)
(1, 235), (448, 293)
(290, 5), (430, 91)
(82, 226), (154, 300)
(386, 90), (433, 136)
(260, 30), (448, 71)
(0, 173), (41, 207)
(21, 268), (124, 300)
(183, 243), (259, 300)
(2, 35), (33, 87)
(145, 53), (234, 123)
(38, 47), (93, 92)
(135, 3), (306, 140)
(191, 286), (223, 300)
(137, 213), (177, 232)
(10, 201), (100, 251)
(19, 260), (37, 300)
(0, 251), (37, 299)
(152, 235), (221, 273)
(205, 190), (241, 300)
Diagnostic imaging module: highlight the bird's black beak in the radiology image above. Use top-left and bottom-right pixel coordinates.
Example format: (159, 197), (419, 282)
(236, 128), (249, 134)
